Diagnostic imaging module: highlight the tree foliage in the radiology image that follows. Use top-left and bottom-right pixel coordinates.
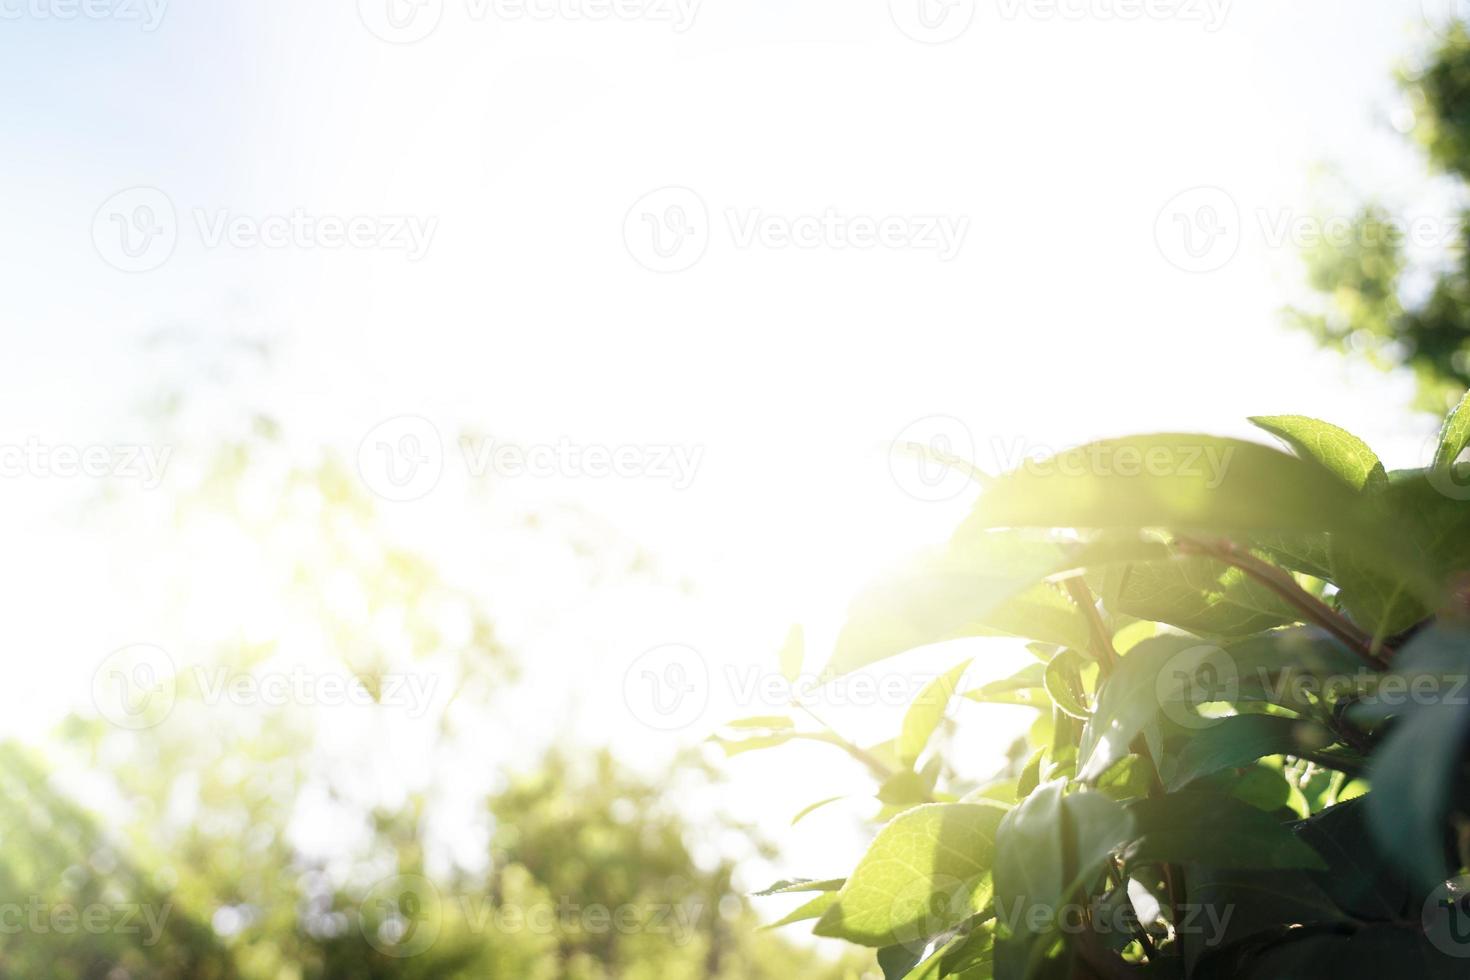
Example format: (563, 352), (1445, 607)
(752, 397), (1470, 978)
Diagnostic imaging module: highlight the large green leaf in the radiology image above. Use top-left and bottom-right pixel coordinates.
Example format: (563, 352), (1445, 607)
(960, 435), (1367, 536)
(814, 803), (1007, 948)
(1249, 415), (1388, 492)
(900, 660), (973, 767)
(1366, 626), (1470, 889)
(826, 534), (1157, 676)
(1166, 715), (1337, 791)
(1124, 792), (1327, 871)
(992, 783), (1134, 978)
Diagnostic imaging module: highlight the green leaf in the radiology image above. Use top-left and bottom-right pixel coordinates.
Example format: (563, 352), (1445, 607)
(1111, 554), (1300, 638)
(778, 625), (804, 683)
(814, 803), (1006, 948)
(792, 797), (845, 826)
(1077, 635), (1208, 782)
(992, 783), (1134, 978)
(878, 944), (924, 980)
(754, 878), (845, 896)
(825, 534), (1165, 676)
(964, 662), (1049, 709)
(1124, 792), (1327, 871)
(1434, 390), (1470, 470)
(1366, 625), (1470, 889)
(726, 715), (795, 730)
(960, 434), (1367, 536)
(900, 660), (973, 767)
(1330, 475), (1470, 636)
(1166, 715), (1337, 791)
(899, 923), (996, 980)
(1042, 650), (1090, 720)
(762, 892), (839, 930)
(1249, 415), (1388, 492)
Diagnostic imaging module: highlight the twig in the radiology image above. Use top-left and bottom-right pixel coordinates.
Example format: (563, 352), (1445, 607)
(1175, 536), (1388, 669)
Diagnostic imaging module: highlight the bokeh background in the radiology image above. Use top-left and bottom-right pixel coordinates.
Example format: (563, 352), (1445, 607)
(3, 0), (1469, 976)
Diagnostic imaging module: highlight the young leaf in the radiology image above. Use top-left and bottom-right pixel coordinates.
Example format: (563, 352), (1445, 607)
(1076, 635), (1207, 782)
(813, 803), (1006, 948)
(899, 659), (973, 768)
(1434, 389), (1470, 470)
(1043, 650), (1091, 720)
(1249, 415), (1388, 492)
(762, 892), (839, 930)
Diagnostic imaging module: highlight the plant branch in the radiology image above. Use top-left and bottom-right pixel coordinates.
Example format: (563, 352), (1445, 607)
(1175, 536), (1388, 669)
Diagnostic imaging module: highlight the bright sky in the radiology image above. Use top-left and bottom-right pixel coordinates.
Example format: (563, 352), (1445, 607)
(1, 0), (1463, 910)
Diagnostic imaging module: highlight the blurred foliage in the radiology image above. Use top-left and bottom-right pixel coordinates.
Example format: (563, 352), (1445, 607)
(0, 353), (870, 979)
(1290, 24), (1470, 412)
